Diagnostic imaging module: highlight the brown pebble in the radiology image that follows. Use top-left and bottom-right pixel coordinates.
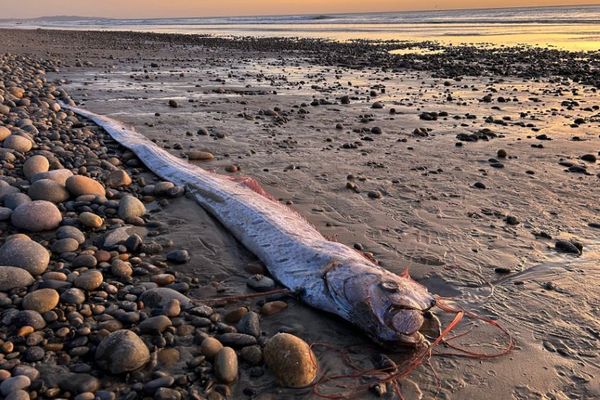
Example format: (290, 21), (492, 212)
(261, 301), (288, 316)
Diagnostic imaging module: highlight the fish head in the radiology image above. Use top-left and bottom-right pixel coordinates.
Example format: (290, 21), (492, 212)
(328, 262), (435, 348)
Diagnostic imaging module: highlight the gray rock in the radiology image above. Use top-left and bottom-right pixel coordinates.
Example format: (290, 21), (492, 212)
(11, 310), (46, 330)
(0, 376), (30, 396)
(0, 238), (50, 275)
(0, 181), (19, 201)
(11, 200), (62, 232)
(214, 347), (238, 384)
(3, 193), (31, 210)
(31, 169), (73, 185)
(95, 330), (150, 374)
(51, 238), (79, 253)
(28, 179), (69, 203)
(23, 155), (49, 179)
(139, 287), (191, 309)
(118, 195), (145, 220)
(166, 249), (189, 264)
(103, 226), (131, 249)
(0, 266), (34, 290)
(59, 373), (100, 394)
(246, 274), (275, 292)
(56, 225), (86, 245)
(237, 311), (261, 337)
(60, 288), (86, 304)
(0, 206), (12, 221)
(139, 315), (172, 335)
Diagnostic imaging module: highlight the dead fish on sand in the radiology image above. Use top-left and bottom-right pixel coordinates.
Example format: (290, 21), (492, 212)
(62, 103), (435, 347)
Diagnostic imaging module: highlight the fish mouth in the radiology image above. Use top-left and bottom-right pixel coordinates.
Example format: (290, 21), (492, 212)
(385, 303), (433, 346)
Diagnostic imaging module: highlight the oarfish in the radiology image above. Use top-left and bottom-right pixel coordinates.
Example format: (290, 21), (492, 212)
(62, 103), (435, 347)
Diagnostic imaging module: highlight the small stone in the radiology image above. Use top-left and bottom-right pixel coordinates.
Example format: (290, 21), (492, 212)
(200, 337), (223, 359)
(74, 270), (104, 291)
(11, 200), (62, 232)
(0, 207), (12, 221)
(60, 288), (86, 304)
(236, 312), (260, 337)
(497, 149), (508, 158)
(4, 135), (32, 153)
(66, 175), (106, 197)
(505, 215), (519, 225)
(166, 249), (190, 264)
(59, 373), (100, 394)
(263, 333), (318, 388)
(31, 169), (73, 185)
(188, 151), (214, 161)
(217, 333), (257, 348)
(139, 315), (172, 335)
(367, 190), (382, 199)
(261, 301), (288, 316)
(22, 289), (59, 313)
(168, 100), (178, 108)
(79, 212), (103, 229)
(555, 240), (582, 255)
(95, 330), (150, 374)
(0, 127), (10, 141)
(246, 275), (275, 292)
(111, 259), (133, 279)
(107, 170), (132, 188)
(214, 347), (238, 384)
(0, 238), (50, 275)
(118, 195), (145, 220)
(0, 266), (34, 290)
(51, 238), (79, 253)
(0, 376), (30, 396)
(23, 155), (49, 179)
(56, 225), (86, 244)
(139, 287), (192, 309)
(240, 345), (262, 365)
(11, 310), (46, 330)
(28, 179), (69, 203)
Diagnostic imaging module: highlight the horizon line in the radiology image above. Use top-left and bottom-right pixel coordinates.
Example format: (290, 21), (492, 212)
(4, 3), (598, 21)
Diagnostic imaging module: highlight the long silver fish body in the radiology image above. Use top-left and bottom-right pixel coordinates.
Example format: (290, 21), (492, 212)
(63, 103), (435, 346)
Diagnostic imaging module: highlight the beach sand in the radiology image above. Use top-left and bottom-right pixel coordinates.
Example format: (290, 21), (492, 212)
(0, 28), (599, 399)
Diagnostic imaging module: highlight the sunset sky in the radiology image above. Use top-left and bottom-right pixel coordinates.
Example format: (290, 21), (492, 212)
(3, 0), (599, 19)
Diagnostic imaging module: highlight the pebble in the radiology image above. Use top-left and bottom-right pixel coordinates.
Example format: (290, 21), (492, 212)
(4, 135), (32, 153)
(22, 288), (59, 313)
(240, 345), (263, 365)
(0, 207), (12, 221)
(261, 301), (288, 316)
(0, 266), (34, 291)
(139, 287), (192, 309)
(111, 259), (133, 279)
(118, 195), (146, 220)
(555, 240), (582, 255)
(236, 311), (261, 337)
(74, 270), (104, 291)
(11, 310), (46, 330)
(3, 193), (30, 210)
(0, 126), (10, 141)
(31, 169), (73, 185)
(0, 376), (30, 396)
(95, 330), (150, 374)
(66, 175), (106, 197)
(23, 155), (49, 179)
(166, 249), (190, 264)
(0, 238), (50, 275)
(79, 212), (103, 229)
(246, 275), (275, 292)
(5, 390), (29, 400)
(107, 169), (132, 187)
(28, 179), (69, 203)
(11, 200), (62, 232)
(61, 288), (86, 304)
(188, 151), (214, 161)
(139, 315), (172, 334)
(214, 347), (238, 384)
(200, 337), (223, 359)
(59, 373), (100, 394)
(217, 333), (257, 347)
(263, 333), (318, 387)
(57, 225), (86, 244)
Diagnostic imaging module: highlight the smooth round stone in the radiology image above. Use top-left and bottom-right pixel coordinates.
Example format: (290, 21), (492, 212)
(240, 345), (263, 365)
(0, 238), (49, 275)
(214, 347), (238, 384)
(22, 288), (59, 313)
(110, 259), (132, 279)
(154, 182), (174, 196)
(23, 155), (49, 179)
(0, 182), (19, 201)
(246, 274), (275, 292)
(118, 195), (145, 220)
(56, 225), (86, 245)
(143, 376), (175, 395)
(187, 151), (214, 161)
(0, 105), (9, 115)
(3, 193), (31, 210)
(23, 346), (44, 362)
(31, 169), (73, 185)
(200, 337), (223, 359)
(0, 376), (30, 396)
(3, 135), (32, 153)
(0, 127), (10, 141)
(5, 390), (29, 400)
(51, 238), (79, 253)
(72, 254), (97, 268)
(95, 330), (150, 374)
(11, 200), (62, 232)
(28, 179), (69, 203)
(12, 366), (39, 381)
(166, 249), (189, 264)
(12, 310), (46, 330)
(0, 207), (12, 221)
(60, 288), (86, 304)
(0, 266), (34, 291)
(139, 288), (191, 309)
(139, 315), (172, 335)
(263, 333), (318, 388)
(236, 311), (261, 337)
(66, 175), (106, 197)
(79, 212), (103, 229)
(74, 270), (103, 291)
(107, 170), (132, 188)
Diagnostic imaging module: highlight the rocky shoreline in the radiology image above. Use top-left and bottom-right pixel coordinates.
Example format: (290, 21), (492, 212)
(0, 53), (322, 400)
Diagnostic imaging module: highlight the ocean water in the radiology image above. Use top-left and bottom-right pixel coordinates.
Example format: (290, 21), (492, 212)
(3, 5), (600, 51)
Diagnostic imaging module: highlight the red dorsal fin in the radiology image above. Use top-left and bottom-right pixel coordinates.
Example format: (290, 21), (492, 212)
(231, 176), (279, 202)
(400, 267), (410, 278)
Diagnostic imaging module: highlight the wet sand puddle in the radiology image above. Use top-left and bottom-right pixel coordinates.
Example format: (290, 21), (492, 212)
(57, 51), (600, 398)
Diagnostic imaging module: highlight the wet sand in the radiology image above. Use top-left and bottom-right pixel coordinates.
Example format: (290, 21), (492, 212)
(1, 28), (599, 399)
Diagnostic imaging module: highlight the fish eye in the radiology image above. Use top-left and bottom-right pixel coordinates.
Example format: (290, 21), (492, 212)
(380, 281), (399, 292)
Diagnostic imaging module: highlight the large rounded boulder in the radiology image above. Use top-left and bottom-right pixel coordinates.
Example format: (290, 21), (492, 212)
(11, 200), (62, 232)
